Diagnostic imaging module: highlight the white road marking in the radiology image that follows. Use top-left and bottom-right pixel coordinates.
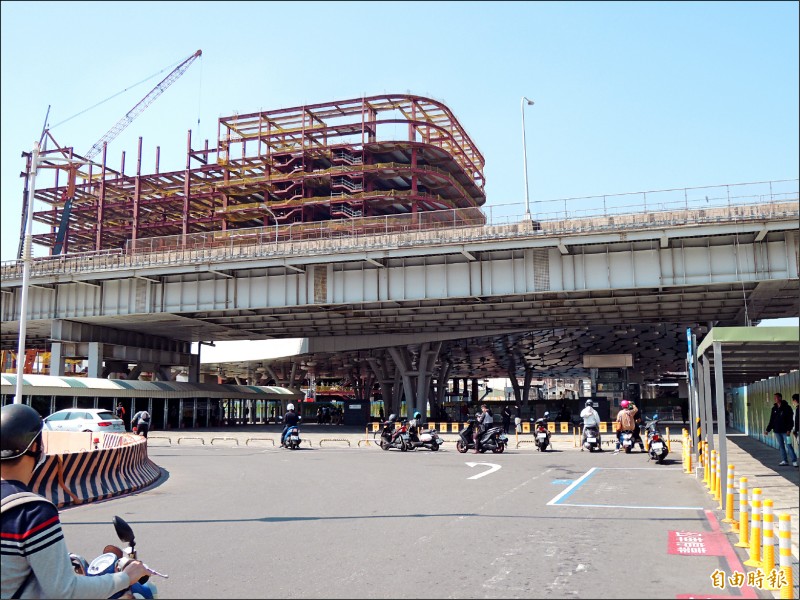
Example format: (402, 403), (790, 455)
(465, 461), (502, 479)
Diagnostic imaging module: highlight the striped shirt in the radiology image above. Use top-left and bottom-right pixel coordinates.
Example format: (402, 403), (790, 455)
(1, 479), (129, 599)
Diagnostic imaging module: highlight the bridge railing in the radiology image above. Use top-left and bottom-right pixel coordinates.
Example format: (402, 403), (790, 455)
(2, 179), (797, 280)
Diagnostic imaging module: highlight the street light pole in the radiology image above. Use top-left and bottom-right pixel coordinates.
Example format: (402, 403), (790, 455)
(15, 142), (41, 403)
(521, 97), (535, 221)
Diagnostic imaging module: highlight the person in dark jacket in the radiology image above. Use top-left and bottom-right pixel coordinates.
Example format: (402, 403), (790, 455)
(792, 393), (799, 454)
(281, 404), (300, 447)
(765, 392), (797, 467)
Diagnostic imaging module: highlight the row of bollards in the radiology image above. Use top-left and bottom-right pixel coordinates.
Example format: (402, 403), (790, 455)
(682, 429), (794, 598)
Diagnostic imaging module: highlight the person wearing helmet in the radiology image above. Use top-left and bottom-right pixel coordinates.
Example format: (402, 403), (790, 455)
(629, 402), (646, 452)
(280, 403), (300, 447)
(407, 411), (423, 447)
(1, 403), (152, 598)
(614, 400), (637, 453)
(579, 399), (602, 451)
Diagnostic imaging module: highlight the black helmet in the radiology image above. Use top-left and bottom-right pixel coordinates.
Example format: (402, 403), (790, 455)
(1, 403), (43, 460)
(413, 411), (421, 419)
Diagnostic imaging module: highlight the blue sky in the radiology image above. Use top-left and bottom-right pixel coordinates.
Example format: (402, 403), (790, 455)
(1, 1), (798, 262)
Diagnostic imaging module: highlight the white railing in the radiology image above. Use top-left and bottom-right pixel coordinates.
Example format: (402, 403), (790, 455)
(1, 179), (796, 281)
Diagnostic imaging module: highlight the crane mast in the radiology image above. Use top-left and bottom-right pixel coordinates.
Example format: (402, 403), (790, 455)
(50, 49), (202, 255)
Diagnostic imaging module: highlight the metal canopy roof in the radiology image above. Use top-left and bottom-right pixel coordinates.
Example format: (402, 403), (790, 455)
(696, 326), (799, 385)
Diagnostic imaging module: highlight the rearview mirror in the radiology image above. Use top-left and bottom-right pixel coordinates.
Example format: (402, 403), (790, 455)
(112, 516), (135, 545)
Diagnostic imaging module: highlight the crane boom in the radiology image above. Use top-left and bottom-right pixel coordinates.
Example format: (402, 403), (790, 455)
(85, 49), (202, 159)
(50, 49), (202, 255)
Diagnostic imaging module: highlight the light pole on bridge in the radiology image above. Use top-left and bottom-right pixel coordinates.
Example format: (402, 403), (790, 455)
(521, 96), (535, 221)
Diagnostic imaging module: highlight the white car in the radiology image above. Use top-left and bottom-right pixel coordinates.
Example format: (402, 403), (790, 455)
(43, 408), (126, 433)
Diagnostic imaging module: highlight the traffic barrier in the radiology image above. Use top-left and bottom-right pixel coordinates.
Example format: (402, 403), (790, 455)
(319, 438), (351, 447)
(761, 499), (776, 588)
(744, 488), (762, 567)
(29, 435), (159, 509)
(714, 457), (722, 506)
(665, 426), (671, 452)
(723, 464), (735, 523)
(357, 439), (371, 447)
(245, 437), (275, 446)
(177, 437), (205, 445)
(515, 440), (537, 449)
(703, 443), (710, 485)
(210, 437), (239, 446)
(777, 513), (794, 599)
(734, 477), (749, 543)
(146, 435), (172, 446)
(707, 450), (715, 493)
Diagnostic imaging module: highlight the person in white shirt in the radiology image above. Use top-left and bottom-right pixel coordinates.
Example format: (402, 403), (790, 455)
(579, 400), (601, 451)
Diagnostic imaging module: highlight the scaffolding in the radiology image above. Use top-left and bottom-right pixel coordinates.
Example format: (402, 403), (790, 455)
(26, 94), (486, 254)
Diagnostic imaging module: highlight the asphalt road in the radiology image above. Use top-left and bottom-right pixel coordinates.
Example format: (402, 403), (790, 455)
(58, 443), (773, 599)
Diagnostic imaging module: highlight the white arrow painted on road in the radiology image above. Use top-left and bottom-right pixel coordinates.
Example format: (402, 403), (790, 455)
(465, 462), (502, 480)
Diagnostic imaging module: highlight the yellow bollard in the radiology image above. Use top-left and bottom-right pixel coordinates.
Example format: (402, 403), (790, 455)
(761, 499), (776, 589)
(666, 426), (671, 452)
(777, 513), (794, 599)
(708, 450), (716, 494)
(685, 445), (693, 474)
(723, 464), (735, 523)
(734, 477), (749, 543)
(744, 488), (762, 567)
(715, 458), (722, 506)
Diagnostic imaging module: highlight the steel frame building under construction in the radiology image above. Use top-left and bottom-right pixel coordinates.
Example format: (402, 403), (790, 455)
(26, 94), (486, 255)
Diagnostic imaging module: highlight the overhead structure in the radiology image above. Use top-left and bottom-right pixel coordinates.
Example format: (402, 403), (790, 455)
(25, 94), (486, 255)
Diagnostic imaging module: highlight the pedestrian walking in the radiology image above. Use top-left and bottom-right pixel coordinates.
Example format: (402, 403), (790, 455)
(501, 405), (511, 434)
(765, 392), (797, 467)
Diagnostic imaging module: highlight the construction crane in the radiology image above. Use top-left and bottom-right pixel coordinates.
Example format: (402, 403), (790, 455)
(49, 49), (202, 255)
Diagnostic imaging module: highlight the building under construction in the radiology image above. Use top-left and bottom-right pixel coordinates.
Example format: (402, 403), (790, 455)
(26, 94), (486, 255)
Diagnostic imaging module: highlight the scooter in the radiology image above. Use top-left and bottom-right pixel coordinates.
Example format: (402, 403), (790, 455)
(377, 416), (411, 451)
(456, 419), (508, 453)
(408, 421), (444, 451)
(619, 430), (635, 453)
(645, 414), (669, 463)
(282, 425), (302, 449)
(582, 425), (603, 452)
(70, 516), (167, 599)
(533, 415), (551, 452)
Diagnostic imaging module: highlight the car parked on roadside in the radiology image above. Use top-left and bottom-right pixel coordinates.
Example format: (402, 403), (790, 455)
(43, 408), (126, 433)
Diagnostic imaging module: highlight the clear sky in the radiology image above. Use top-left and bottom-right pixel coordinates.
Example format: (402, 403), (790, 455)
(1, 1), (798, 262)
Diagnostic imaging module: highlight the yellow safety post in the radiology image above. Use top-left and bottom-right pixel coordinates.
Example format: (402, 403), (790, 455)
(666, 426), (671, 452)
(744, 488), (762, 567)
(714, 457), (722, 505)
(761, 499), (776, 589)
(723, 464), (735, 523)
(684, 442), (693, 474)
(703, 443), (710, 485)
(707, 450), (716, 494)
(777, 514), (794, 599)
(734, 477), (749, 543)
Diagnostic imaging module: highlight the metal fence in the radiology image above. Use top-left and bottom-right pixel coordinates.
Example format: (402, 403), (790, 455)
(2, 179), (797, 281)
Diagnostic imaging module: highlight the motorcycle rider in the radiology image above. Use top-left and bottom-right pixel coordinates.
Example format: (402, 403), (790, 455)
(474, 404), (492, 454)
(408, 411), (422, 446)
(614, 400), (638, 454)
(629, 402), (646, 452)
(1, 403), (153, 599)
(580, 399), (602, 451)
(280, 403), (300, 447)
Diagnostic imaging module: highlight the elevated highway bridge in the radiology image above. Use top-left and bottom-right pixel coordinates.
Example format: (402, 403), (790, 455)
(2, 180), (798, 416)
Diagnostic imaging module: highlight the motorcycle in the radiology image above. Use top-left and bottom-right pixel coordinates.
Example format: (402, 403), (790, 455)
(377, 417), (411, 451)
(582, 425), (602, 452)
(619, 430), (635, 453)
(645, 414), (669, 463)
(282, 425), (302, 450)
(70, 515), (167, 599)
(408, 420), (444, 451)
(456, 419), (508, 453)
(533, 415), (551, 452)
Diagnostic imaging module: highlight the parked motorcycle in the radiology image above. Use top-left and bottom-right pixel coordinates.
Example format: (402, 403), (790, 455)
(282, 425), (302, 449)
(408, 420), (444, 451)
(456, 419), (508, 453)
(377, 415), (411, 451)
(645, 414), (669, 463)
(533, 415), (551, 452)
(70, 515), (167, 599)
(582, 425), (602, 452)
